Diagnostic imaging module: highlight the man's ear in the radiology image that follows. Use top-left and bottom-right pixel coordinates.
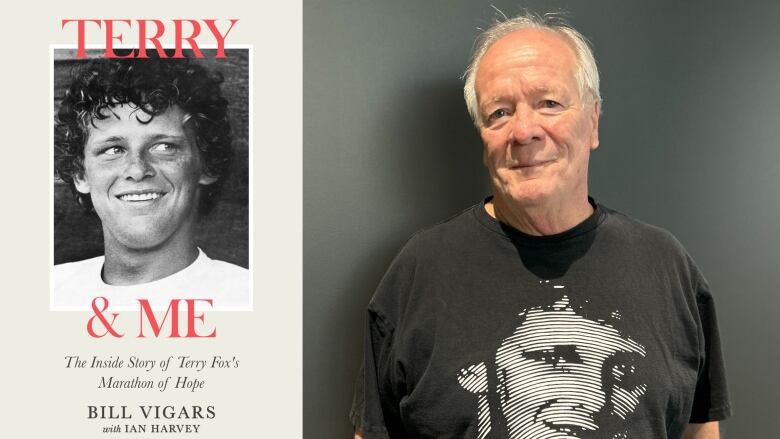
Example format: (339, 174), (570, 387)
(73, 173), (91, 194)
(199, 173), (218, 185)
(589, 101), (600, 151)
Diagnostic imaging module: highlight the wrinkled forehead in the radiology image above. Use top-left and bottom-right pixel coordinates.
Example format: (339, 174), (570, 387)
(499, 308), (645, 356)
(476, 28), (579, 87)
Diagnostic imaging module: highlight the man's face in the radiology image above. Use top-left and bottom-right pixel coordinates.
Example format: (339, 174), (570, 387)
(495, 298), (647, 438)
(74, 104), (216, 251)
(475, 29), (600, 208)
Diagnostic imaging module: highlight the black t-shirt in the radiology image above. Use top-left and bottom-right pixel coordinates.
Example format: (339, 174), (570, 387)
(351, 199), (731, 439)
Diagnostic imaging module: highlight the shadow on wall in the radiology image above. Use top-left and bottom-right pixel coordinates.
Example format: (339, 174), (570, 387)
(316, 78), (488, 435)
(382, 78), (488, 223)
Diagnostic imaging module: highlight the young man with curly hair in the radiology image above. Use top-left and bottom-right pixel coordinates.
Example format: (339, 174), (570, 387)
(52, 55), (249, 310)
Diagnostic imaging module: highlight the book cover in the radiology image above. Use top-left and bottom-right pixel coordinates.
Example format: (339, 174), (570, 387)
(1, 3), (301, 437)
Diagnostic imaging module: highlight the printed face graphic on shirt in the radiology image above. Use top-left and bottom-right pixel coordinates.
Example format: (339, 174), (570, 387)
(458, 290), (647, 439)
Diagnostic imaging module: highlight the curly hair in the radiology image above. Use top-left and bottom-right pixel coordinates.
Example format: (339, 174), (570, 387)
(54, 56), (233, 214)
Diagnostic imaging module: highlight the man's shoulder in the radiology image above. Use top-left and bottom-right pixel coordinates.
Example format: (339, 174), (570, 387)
(406, 203), (484, 247)
(52, 255), (105, 309)
(53, 255), (104, 283)
(600, 204), (690, 256)
(194, 250), (250, 282)
(204, 257), (250, 277)
(373, 203), (483, 279)
(368, 204), (483, 320)
(194, 254), (251, 309)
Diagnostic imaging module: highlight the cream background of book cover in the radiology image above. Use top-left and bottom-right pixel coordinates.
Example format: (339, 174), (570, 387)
(0, 1), (301, 437)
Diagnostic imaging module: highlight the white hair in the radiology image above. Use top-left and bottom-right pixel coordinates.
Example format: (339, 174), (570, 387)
(463, 11), (601, 128)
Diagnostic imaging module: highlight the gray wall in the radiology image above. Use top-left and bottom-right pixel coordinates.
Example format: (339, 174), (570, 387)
(304, 0), (780, 436)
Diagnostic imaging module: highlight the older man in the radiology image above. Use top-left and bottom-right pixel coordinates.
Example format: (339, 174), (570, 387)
(351, 12), (730, 439)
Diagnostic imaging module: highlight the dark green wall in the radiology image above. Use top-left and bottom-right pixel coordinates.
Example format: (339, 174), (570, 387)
(304, 1), (780, 436)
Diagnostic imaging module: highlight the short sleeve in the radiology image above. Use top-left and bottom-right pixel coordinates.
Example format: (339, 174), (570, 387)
(349, 309), (400, 438)
(350, 239), (420, 438)
(689, 283), (732, 422)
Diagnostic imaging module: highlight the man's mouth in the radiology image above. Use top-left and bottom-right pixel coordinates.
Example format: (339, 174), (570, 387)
(510, 159), (554, 169)
(534, 400), (599, 434)
(117, 192), (165, 202)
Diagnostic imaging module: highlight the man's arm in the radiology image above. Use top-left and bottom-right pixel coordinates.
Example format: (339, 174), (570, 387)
(353, 433), (362, 439)
(684, 421), (720, 439)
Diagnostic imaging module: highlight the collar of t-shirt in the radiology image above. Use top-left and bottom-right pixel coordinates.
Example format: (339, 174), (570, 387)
(98, 247), (209, 288)
(474, 196), (606, 245)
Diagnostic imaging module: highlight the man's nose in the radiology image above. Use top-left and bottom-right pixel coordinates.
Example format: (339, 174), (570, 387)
(569, 369), (608, 416)
(509, 105), (545, 145)
(122, 151), (155, 181)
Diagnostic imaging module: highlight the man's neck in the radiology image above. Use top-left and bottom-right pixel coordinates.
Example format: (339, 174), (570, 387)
(101, 235), (199, 286)
(486, 195), (594, 236)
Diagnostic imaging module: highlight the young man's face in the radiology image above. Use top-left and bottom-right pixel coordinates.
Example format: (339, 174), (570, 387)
(74, 104), (216, 252)
(495, 302), (647, 438)
(458, 296), (647, 439)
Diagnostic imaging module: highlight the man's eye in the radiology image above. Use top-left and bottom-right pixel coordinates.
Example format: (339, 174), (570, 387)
(487, 108), (510, 123)
(523, 345), (582, 368)
(611, 363), (635, 381)
(541, 100), (562, 109)
(102, 146), (124, 155)
(150, 143), (177, 152)
(604, 352), (643, 388)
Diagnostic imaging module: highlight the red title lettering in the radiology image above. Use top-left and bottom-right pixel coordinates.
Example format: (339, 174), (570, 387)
(61, 19), (239, 59)
(86, 297), (217, 338)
